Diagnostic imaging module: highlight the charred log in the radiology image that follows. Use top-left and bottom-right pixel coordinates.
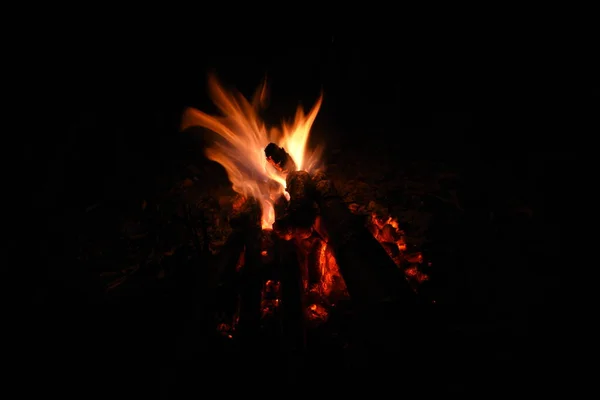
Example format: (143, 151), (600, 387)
(185, 203), (207, 260)
(273, 193), (288, 217)
(272, 194), (292, 239)
(286, 170), (315, 214)
(236, 224), (264, 346)
(304, 236), (322, 290)
(312, 173), (415, 308)
(254, 230), (307, 350)
(254, 229), (286, 347)
(194, 227), (245, 341)
(230, 196), (261, 229)
(272, 171), (317, 240)
(273, 216), (294, 241)
(277, 238), (307, 350)
(194, 197), (263, 344)
(265, 142), (297, 173)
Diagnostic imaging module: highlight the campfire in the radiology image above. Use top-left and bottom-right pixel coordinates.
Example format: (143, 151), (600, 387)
(181, 74), (432, 345)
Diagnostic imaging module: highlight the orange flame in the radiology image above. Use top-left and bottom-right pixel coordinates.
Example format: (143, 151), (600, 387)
(182, 74), (323, 229)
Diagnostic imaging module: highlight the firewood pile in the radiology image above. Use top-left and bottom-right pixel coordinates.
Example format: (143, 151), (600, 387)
(76, 140), (462, 350)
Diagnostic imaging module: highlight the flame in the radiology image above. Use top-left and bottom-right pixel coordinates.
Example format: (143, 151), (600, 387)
(262, 200), (275, 230)
(182, 74), (323, 229)
(276, 96), (322, 174)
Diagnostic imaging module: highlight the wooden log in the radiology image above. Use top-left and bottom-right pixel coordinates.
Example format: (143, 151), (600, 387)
(272, 194), (293, 240)
(264, 142), (297, 173)
(195, 197), (261, 343)
(304, 236), (323, 290)
(273, 170), (317, 233)
(236, 224), (264, 346)
(254, 230), (285, 348)
(276, 237), (307, 351)
(230, 196), (261, 229)
(273, 193), (288, 218)
(194, 228), (245, 338)
(312, 173), (415, 309)
(251, 230), (307, 351)
(272, 172), (316, 240)
(286, 170), (315, 211)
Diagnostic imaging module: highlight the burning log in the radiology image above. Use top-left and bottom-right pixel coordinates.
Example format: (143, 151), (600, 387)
(302, 236), (321, 290)
(312, 172), (415, 308)
(195, 227), (245, 340)
(230, 195), (261, 229)
(277, 237), (307, 350)
(286, 170), (316, 219)
(272, 218), (294, 241)
(236, 224), (264, 345)
(273, 192), (289, 216)
(197, 196), (263, 343)
(273, 171), (317, 240)
(257, 229), (307, 350)
(265, 142), (297, 173)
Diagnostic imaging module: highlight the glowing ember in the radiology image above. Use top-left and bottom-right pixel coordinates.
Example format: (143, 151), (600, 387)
(307, 303), (329, 324)
(367, 212), (430, 288)
(217, 323), (234, 339)
(317, 242), (345, 297)
(182, 74), (323, 229)
(404, 265), (429, 284)
(370, 213), (407, 252)
(182, 74), (431, 319)
(301, 238), (348, 325)
(261, 279), (282, 319)
(235, 248), (245, 272)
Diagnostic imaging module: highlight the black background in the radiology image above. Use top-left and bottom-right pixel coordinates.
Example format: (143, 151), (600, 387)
(14, 14), (591, 394)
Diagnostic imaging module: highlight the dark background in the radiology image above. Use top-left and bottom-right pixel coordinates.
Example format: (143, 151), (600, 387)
(15, 20), (590, 394)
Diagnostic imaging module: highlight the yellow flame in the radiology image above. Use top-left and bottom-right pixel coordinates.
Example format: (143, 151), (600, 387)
(182, 74), (322, 229)
(277, 95), (322, 173)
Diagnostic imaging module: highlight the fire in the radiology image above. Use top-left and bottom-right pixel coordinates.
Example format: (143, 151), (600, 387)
(305, 239), (348, 324)
(368, 212), (429, 287)
(182, 74), (323, 229)
(317, 242), (343, 297)
(370, 213), (407, 252)
(307, 303), (328, 324)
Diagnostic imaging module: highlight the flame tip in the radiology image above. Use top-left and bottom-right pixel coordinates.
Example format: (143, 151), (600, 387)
(185, 74), (323, 227)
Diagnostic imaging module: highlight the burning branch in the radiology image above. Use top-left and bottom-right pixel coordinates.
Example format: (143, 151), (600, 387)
(264, 142), (297, 173)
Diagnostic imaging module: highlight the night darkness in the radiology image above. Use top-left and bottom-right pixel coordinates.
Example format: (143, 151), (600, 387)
(15, 20), (588, 396)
